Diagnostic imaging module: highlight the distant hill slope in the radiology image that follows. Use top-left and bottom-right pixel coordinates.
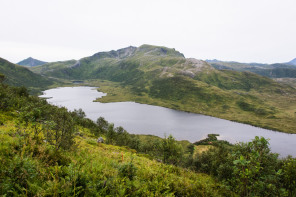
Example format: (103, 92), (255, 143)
(0, 57), (53, 93)
(17, 57), (47, 67)
(287, 58), (296, 66)
(206, 59), (296, 78)
(30, 44), (296, 133)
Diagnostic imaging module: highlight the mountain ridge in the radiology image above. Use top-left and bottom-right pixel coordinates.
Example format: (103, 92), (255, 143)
(206, 59), (296, 78)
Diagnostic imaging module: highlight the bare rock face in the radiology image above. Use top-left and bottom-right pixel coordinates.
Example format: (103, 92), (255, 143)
(177, 58), (214, 78)
(159, 58), (214, 78)
(115, 46), (137, 59)
(97, 137), (104, 143)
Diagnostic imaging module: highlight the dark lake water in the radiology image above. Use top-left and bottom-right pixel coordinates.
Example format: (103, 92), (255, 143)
(40, 86), (296, 157)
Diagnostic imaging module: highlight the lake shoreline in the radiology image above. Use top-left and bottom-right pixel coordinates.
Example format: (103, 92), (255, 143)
(40, 86), (296, 157)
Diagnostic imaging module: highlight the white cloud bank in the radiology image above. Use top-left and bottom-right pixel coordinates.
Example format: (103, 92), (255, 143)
(0, 0), (295, 63)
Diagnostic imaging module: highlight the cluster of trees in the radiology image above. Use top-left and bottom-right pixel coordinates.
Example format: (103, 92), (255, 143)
(193, 137), (296, 196)
(98, 115), (296, 196)
(95, 117), (185, 166)
(0, 83), (98, 152)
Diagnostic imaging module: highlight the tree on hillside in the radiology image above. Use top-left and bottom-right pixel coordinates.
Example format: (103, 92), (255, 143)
(96, 116), (109, 133)
(161, 135), (183, 165)
(44, 107), (76, 150)
(0, 73), (5, 83)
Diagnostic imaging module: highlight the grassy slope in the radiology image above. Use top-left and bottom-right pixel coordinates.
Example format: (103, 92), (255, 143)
(0, 115), (230, 196)
(29, 45), (296, 133)
(0, 58), (55, 93)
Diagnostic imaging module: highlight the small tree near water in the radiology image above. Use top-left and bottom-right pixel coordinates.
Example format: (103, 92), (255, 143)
(161, 135), (183, 165)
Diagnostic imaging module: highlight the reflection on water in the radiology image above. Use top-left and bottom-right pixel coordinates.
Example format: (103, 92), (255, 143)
(40, 86), (296, 157)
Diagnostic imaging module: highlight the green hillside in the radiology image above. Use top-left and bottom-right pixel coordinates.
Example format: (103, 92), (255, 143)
(29, 45), (296, 133)
(1, 82), (296, 196)
(17, 57), (47, 67)
(0, 58), (54, 93)
(0, 83), (231, 196)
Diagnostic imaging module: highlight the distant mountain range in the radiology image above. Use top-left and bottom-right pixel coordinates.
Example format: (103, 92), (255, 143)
(205, 59), (296, 78)
(17, 57), (47, 67)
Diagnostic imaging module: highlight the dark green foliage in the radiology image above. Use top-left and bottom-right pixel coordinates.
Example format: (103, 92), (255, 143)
(236, 99), (274, 116)
(230, 137), (282, 196)
(281, 157), (296, 196)
(0, 155), (39, 196)
(118, 161), (138, 180)
(73, 108), (86, 119)
(236, 100), (255, 111)
(194, 144), (233, 178)
(106, 123), (116, 144)
(0, 58), (53, 93)
(194, 134), (232, 146)
(0, 73), (5, 83)
(44, 107), (76, 150)
(193, 136), (295, 196)
(161, 135), (184, 165)
(96, 116), (109, 133)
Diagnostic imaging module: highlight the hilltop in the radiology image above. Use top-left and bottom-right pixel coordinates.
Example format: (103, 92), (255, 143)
(17, 57), (47, 67)
(0, 57), (54, 93)
(29, 44), (296, 133)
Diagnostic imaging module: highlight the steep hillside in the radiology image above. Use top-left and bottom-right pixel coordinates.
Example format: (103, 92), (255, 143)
(17, 57), (47, 67)
(29, 45), (296, 133)
(0, 83), (232, 196)
(0, 57), (54, 93)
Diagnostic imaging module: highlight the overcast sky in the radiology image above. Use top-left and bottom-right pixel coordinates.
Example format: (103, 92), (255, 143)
(1, 0), (296, 64)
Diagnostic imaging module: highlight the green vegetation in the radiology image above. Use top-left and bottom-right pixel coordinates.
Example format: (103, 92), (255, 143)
(28, 45), (296, 133)
(0, 58), (56, 94)
(1, 79), (296, 196)
(0, 81), (231, 196)
(193, 137), (296, 196)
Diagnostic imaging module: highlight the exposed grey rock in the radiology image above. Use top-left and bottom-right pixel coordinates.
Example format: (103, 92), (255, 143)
(97, 137), (104, 143)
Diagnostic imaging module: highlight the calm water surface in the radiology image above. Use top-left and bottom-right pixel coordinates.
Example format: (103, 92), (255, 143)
(40, 86), (296, 157)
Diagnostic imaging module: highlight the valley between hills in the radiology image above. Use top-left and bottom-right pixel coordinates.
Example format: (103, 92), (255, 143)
(1, 44), (296, 196)
(26, 44), (296, 134)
